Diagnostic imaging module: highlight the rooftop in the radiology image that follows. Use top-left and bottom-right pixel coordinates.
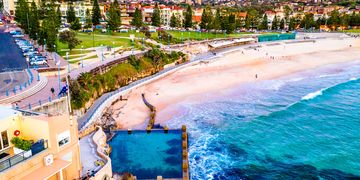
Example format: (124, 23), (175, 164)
(0, 106), (19, 120)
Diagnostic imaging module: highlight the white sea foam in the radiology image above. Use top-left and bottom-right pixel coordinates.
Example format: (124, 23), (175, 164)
(301, 88), (326, 100)
(349, 77), (358, 81)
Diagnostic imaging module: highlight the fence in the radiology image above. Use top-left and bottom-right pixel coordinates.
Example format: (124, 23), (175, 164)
(0, 139), (47, 172)
(17, 94), (66, 110)
(0, 68), (37, 97)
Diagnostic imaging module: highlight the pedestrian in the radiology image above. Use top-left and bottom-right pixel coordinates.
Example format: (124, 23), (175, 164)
(255, 74), (258, 79)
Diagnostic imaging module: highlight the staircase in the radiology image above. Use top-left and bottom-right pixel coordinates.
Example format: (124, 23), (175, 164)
(0, 76), (48, 104)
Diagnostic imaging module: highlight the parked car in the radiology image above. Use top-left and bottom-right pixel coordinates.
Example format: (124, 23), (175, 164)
(59, 28), (70, 33)
(119, 29), (128, 33)
(83, 29), (93, 33)
(30, 59), (47, 66)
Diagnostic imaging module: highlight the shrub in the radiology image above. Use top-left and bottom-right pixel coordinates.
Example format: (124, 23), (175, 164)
(10, 137), (32, 151)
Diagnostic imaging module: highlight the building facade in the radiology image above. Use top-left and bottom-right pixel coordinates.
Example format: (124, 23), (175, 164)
(0, 107), (82, 180)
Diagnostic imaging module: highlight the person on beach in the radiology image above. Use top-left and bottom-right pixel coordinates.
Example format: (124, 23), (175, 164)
(255, 74), (258, 78)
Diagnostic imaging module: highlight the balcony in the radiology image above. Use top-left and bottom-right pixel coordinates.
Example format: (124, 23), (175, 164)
(0, 139), (47, 172)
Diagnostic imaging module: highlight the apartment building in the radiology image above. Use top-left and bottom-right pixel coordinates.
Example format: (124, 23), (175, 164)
(2, 0), (40, 16)
(0, 106), (81, 180)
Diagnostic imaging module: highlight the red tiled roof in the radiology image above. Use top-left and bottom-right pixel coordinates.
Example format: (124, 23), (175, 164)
(192, 15), (201, 22)
(238, 12), (247, 17)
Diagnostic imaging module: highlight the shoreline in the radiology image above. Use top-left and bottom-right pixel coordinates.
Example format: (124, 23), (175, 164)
(105, 36), (360, 129)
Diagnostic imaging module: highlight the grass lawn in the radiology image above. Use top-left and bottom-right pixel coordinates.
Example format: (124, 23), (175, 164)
(57, 30), (257, 57)
(165, 31), (252, 40)
(344, 29), (360, 33)
(57, 32), (132, 56)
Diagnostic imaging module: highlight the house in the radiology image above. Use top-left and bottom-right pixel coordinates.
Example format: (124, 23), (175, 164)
(0, 106), (82, 180)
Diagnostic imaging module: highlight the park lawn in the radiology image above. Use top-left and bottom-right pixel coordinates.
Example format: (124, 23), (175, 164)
(57, 33), (132, 57)
(344, 29), (360, 33)
(165, 31), (253, 40)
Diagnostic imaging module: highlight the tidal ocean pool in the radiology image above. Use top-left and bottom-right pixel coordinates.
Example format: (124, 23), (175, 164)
(109, 130), (183, 179)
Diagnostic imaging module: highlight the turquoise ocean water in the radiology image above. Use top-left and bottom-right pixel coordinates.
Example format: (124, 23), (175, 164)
(166, 60), (360, 179)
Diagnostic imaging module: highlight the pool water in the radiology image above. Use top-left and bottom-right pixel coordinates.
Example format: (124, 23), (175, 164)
(109, 130), (183, 179)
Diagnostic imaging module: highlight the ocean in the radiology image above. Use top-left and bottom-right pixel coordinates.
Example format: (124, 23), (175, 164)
(165, 60), (360, 179)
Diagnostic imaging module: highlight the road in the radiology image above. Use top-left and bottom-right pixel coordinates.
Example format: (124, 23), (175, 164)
(0, 28), (28, 72)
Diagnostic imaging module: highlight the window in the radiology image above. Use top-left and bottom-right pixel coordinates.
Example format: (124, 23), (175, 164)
(0, 130), (9, 150)
(57, 130), (70, 148)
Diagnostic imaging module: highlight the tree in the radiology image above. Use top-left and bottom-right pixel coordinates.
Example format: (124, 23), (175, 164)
(66, 3), (76, 24)
(300, 13), (315, 30)
(42, 1), (58, 52)
(245, 9), (258, 29)
(184, 4), (193, 29)
(152, 3), (161, 26)
(92, 0), (101, 25)
(271, 15), (279, 30)
(226, 14), (236, 33)
(284, 5), (292, 23)
(170, 13), (178, 28)
(131, 8), (143, 28)
(288, 17), (296, 31)
(56, 6), (62, 28)
(29, 1), (40, 39)
(84, 9), (92, 29)
(340, 13), (350, 28)
(213, 8), (221, 31)
(107, 1), (121, 31)
(59, 30), (82, 51)
(15, 0), (30, 33)
(259, 14), (268, 30)
(327, 10), (340, 30)
(279, 18), (285, 30)
(71, 18), (81, 31)
(199, 6), (213, 30)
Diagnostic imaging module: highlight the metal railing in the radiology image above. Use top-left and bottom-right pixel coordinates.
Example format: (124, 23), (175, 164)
(0, 68), (36, 97)
(0, 139), (47, 172)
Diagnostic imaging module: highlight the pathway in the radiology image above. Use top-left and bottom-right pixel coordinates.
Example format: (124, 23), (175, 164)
(69, 50), (144, 79)
(79, 133), (102, 176)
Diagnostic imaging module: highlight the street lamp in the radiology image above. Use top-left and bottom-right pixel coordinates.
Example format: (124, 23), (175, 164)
(101, 44), (104, 61)
(168, 34), (170, 49)
(81, 46), (84, 68)
(54, 44), (61, 94)
(112, 41), (115, 58)
(66, 52), (70, 73)
(44, 39), (46, 55)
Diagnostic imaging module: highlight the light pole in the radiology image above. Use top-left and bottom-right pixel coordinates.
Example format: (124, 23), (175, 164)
(66, 52), (70, 73)
(159, 35), (162, 47)
(101, 44), (104, 61)
(168, 34), (170, 49)
(44, 39), (46, 55)
(54, 44), (61, 94)
(131, 39), (134, 55)
(81, 46), (84, 68)
(112, 41), (115, 58)
(142, 37), (144, 49)
(35, 33), (38, 47)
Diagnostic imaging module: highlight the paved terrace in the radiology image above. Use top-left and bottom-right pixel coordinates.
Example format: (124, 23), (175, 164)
(69, 50), (144, 79)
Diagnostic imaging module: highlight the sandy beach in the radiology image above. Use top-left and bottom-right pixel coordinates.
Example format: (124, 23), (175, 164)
(107, 35), (360, 129)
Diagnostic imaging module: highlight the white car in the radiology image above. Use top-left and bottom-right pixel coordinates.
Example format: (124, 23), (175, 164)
(59, 28), (70, 33)
(30, 60), (47, 66)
